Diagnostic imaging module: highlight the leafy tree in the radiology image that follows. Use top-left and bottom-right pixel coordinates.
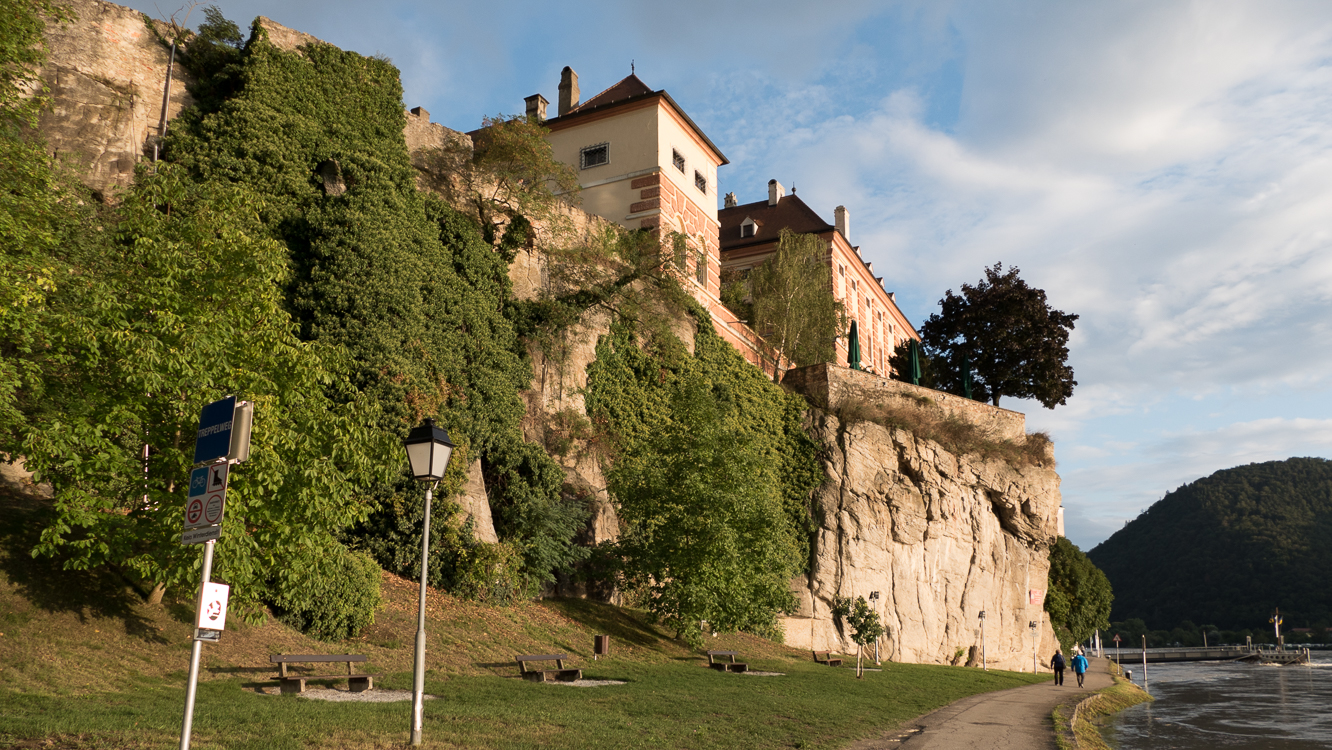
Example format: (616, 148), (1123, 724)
(604, 371), (802, 647)
(13, 165), (397, 621)
(919, 263), (1077, 408)
(750, 230), (846, 381)
(1045, 538), (1113, 653)
(165, 23), (586, 594)
(425, 113), (580, 249)
(832, 595), (885, 678)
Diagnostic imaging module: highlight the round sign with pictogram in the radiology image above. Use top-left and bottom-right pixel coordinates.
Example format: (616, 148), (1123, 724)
(204, 492), (224, 525)
(186, 497), (205, 526)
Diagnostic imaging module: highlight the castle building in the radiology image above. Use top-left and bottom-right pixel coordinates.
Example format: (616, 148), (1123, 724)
(718, 182), (919, 375)
(525, 68), (773, 367)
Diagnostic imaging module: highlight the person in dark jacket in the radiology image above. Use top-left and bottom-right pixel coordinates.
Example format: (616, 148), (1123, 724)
(1071, 650), (1090, 687)
(1050, 649), (1066, 685)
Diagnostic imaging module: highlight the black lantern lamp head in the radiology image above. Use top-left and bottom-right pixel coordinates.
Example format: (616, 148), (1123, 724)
(403, 418), (456, 481)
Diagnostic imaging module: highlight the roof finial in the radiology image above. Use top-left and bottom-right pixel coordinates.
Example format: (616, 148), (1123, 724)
(631, 59), (635, 75)
(791, 183), (796, 194)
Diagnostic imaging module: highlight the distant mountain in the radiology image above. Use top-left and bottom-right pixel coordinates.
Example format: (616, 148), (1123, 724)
(1088, 457), (1332, 630)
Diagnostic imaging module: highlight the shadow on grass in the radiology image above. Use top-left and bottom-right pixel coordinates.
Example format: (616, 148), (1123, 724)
(540, 597), (674, 651)
(0, 487), (166, 643)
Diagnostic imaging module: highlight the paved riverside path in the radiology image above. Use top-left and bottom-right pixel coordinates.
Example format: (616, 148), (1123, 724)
(847, 658), (1115, 750)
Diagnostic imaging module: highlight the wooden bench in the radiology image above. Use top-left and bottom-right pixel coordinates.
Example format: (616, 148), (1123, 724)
(269, 654), (377, 694)
(813, 650), (843, 667)
(706, 650), (749, 673)
(516, 654), (582, 683)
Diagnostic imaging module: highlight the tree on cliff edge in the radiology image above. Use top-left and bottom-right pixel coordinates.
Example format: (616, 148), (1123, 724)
(919, 263), (1077, 408)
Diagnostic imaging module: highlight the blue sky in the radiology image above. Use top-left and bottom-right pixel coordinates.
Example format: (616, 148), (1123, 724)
(124, 0), (1332, 549)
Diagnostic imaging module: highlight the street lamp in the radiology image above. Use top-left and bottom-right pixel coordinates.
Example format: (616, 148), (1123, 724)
(978, 611), (987, 671)
(1029, 620), (1039, 674)
(403, 418), (456, 746)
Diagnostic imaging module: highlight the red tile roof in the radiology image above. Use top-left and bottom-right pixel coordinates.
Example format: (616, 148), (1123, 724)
(718, 194), (834, 252)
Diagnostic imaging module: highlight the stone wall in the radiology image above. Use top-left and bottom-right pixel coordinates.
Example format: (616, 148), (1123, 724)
(780, 369), (1062, 671)
(34, 0), (195, 199)
(783, 362), (1027, 442)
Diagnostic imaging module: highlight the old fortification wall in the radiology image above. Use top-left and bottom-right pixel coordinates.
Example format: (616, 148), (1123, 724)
(782, 364), (1061, 670)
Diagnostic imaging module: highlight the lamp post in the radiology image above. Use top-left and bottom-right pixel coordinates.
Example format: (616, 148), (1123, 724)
(979, 611), (987, 671)
(869, 591), (880, 664)
(403, 418), (456, 747)
(1030, 620), (1039, 674)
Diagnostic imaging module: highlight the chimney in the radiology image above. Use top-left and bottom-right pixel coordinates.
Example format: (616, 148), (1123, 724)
(558, 66), (579, 116)
(768, 179), (784, 206)
(724, 191), (738, 208)
(524, 93), (548, 122)
(835, 205), (850, 241)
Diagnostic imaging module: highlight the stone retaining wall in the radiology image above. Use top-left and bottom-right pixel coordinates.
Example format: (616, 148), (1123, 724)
(782, 362), (1027, 442)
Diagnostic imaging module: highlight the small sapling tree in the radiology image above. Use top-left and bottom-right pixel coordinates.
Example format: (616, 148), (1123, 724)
(834, 595), (886, 678)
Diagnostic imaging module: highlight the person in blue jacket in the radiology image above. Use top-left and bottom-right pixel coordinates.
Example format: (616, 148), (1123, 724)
(1071, 649), (1090, 687)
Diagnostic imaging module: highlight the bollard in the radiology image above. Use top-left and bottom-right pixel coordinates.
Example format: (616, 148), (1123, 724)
(1125, 669), (1132, 681)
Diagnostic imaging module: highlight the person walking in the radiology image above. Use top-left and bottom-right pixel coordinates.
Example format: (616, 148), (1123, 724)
(1071, 649), (1089, 688)
(1050, 649), (1066, 686)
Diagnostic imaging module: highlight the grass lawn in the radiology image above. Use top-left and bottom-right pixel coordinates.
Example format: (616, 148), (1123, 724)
(0, 485), (1048, 748)
(1, 659), (1044, 749)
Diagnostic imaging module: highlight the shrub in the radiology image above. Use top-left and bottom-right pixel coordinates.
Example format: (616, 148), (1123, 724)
(269, 545), (383, 641)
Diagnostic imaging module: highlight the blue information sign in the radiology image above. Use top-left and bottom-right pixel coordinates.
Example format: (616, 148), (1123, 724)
(192, 396), (236, 465)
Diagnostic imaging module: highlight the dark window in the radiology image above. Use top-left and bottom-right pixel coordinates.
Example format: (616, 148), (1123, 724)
(695, 170), (707, 192)
(696, 251), (707, 285)
(580, 143), (609, 169)
(673, 149), (685, 172)
(741, 221), (755, 238)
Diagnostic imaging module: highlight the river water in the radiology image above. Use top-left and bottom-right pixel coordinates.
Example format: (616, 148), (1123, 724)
(1106, 650), (1332, 748)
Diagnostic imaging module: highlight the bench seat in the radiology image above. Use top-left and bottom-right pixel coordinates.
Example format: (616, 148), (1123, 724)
(516, 654), (582, 683)
(813, 650), (844, 667)
(270, 654), (377, 694)
(706, 650), (749, 673)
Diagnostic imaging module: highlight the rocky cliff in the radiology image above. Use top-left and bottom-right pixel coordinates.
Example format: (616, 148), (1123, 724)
(31, 3), (1065, 669)
(781, 364), (1062, 671)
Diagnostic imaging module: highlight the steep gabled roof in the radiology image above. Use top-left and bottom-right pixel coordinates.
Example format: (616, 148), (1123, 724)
(718, 194), (834, 252)
(565, 75), (654, 115)
(545, 75), (729, 165)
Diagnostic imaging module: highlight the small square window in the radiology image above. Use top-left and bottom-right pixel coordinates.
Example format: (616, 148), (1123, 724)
(741, 221), (755, 238)
(673, 149), (685, 173)
(696, 251), (707, 285)
(695, 170), (707, 193)
(580, 143), (609, 170)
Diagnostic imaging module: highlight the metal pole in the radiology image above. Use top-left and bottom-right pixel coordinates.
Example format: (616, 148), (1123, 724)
(179, 539), (215, 750)
(1141, 634), (1148, 694)
(981, 617), (987, 672)
(411, 485), (434, 746)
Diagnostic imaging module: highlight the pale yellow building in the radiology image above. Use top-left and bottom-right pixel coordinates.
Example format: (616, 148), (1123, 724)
(525, 68), (772, 364)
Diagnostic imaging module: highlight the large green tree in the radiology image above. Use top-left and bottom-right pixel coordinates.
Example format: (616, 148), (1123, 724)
(919, 263), (1077, 408)
(605, 373), (802, 647)
(749, 230), (846, 381)
(1045, 538), (1113, 652)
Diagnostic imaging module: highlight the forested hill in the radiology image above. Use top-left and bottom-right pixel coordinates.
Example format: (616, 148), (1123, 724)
(1089, 457), (1332, 630)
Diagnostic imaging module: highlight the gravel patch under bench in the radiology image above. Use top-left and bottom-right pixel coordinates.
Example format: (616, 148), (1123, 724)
(253, 686), (438, 702)
(545, 679), (627, 687)
(739, 671), (785, 677)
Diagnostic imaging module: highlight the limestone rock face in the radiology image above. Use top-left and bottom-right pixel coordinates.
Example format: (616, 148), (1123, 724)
(781, 410), (1062, 671)
(35, 0), (196, 199)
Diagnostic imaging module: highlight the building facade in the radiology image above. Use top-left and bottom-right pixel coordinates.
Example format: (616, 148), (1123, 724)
(718, 181), (919, 376)
(525, 67), (774, 367)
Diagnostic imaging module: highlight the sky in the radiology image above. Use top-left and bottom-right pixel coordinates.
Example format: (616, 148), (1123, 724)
(123, 0), (1332, 550)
